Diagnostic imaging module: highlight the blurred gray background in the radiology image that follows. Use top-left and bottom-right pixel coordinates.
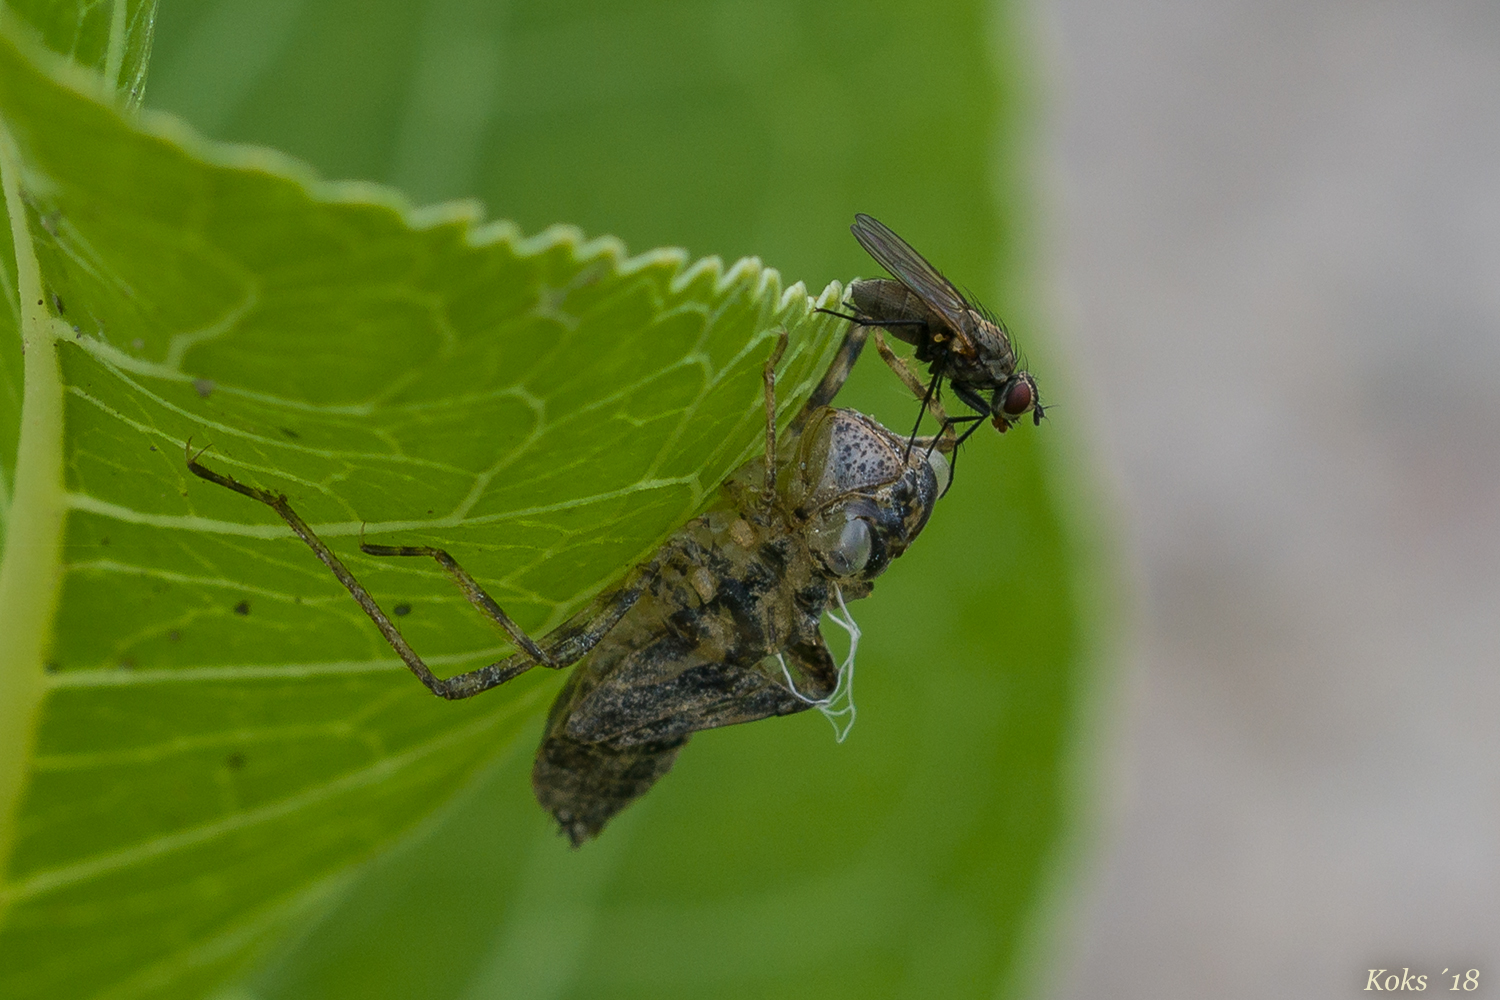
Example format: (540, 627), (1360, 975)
(1041, 0), (1499, 995)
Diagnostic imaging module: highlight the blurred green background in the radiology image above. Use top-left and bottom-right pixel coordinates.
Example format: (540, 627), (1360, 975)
(142, 0), (1096, 996)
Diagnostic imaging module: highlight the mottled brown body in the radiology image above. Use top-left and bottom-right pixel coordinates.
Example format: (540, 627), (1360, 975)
(185, 330), (945, 847)
(533, 407), (939, 844)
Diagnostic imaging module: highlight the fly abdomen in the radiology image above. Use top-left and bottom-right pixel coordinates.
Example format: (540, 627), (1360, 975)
(849, 278), (940, 347)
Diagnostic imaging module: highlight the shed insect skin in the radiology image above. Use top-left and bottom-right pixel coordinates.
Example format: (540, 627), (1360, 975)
(820, 213), (1045, 452)
(185, 327), (948, 845)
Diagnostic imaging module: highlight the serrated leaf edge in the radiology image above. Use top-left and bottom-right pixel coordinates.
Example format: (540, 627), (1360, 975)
(0, 14), (852, 933)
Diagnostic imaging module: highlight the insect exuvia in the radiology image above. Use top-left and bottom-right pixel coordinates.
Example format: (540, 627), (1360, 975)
(822, 213), (1044, 449)
(186, 328), (950, 845)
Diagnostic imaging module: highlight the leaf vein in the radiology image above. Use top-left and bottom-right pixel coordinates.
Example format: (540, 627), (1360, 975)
(44, 648), (508, 688)
(4, 704), (521, 903)
(67, 476), (697, 535)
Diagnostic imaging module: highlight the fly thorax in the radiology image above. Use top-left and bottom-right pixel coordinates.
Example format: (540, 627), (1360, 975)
(967, 317), (1017, 375)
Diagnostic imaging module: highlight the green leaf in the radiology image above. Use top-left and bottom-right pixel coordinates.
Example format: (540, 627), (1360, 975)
(2, 0), (1106, 995)
(0, 0), (158, 564)
(6, 0), (157, 106)
(147, 0), (1094, 999)
(0, 19), (847, 999)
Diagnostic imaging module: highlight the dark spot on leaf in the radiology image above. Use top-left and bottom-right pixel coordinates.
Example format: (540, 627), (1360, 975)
(193, 378), (215, 398)
(43, 661), (59, 674)
(168, 630), (181, 642)
(118, 658), (136, 671)
(280, 427), (300, 439)
(100, 537), (110, 546)
(50, 293), (64, 315)
(393, 603), (412, 617)
(149, 444), (157, 452)
(35, 298), (42, 306)
(234, 600), (250, 616)
(226, 753), (246, 770)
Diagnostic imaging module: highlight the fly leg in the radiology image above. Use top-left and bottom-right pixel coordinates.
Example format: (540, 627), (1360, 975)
(813, 306), (928, 338)
(931, 414), (985, 494)
(872, 329), (960, 452)
(872, 330), (966, 461)
(808, 305), (926, 406)
(186, 444), (643, 700)
(908, 378), (998, 491)
(873, 329), (949, 422)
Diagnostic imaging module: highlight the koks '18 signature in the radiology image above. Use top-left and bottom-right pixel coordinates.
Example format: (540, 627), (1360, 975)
(1366, 969), (1481, 991)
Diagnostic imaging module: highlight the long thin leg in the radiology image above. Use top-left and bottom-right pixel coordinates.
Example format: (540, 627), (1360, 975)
(951, 415), (988, 447)
(796, 308), (930, 439)
(357, 542), (555, 665)
(185, 444), (639, 700)
(359, 544), (651, 699)
(872, 330), (964, 461)
(812, 307), (928, 333)
(872, 329), (955, 429)
(904, 370), (943, 455)
(933, 414), (985, 493)
(761, 329), (788, 511)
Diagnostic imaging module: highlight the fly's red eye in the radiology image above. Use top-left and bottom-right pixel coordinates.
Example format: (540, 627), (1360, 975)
(1001, 379), (1033, 416)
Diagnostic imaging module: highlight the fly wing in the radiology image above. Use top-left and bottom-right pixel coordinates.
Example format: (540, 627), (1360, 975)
(851, 214), (978, 355)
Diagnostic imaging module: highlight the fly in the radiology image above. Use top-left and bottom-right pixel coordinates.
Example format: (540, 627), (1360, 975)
(186, 328), (949, 845)
(821, 213), (1044, 452)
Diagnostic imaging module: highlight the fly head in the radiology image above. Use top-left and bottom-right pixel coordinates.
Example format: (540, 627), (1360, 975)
(989, 371), (1044, 432)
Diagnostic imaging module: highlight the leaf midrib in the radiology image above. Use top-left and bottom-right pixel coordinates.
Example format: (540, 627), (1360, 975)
(0, 119), (66, 921)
